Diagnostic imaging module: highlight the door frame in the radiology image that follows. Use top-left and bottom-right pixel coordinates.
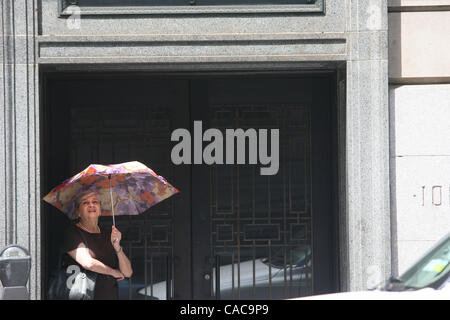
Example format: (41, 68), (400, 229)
(40, 67), (342, 299)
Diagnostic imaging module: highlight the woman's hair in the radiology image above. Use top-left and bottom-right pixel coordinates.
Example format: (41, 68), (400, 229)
(73, 190), (100, 218)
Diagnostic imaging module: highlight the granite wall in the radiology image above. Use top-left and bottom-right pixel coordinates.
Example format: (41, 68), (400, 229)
(0, 0), (390, 298)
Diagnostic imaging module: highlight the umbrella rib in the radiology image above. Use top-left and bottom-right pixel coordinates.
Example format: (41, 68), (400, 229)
(129, 182), (142, 216)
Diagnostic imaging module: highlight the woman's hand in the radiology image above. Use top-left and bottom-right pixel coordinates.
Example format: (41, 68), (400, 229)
(111, 226), (122, 250)
(110, 269), (125, 281)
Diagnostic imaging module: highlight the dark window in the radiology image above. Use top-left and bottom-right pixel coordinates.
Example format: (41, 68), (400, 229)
(68, 0), (319, 6)
(59, 0), (324, 15)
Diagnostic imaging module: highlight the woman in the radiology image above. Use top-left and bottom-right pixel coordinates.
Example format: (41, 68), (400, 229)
(61, 190), (133, 300)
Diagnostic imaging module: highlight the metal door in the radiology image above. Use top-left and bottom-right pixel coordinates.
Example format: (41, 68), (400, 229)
(44, 77), (191, 300)
(191, 76), (338, 299)
(44, 74), (337, 300)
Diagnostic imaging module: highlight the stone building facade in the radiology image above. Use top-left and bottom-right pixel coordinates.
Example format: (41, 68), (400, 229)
(0, 0), (447, 300)
(388, 0), (450, 276)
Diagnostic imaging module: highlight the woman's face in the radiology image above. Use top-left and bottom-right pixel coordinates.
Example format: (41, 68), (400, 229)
(77, 194), (101, 221)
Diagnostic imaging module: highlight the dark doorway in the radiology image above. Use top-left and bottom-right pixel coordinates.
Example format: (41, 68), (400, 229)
(42, 72), (338, 300)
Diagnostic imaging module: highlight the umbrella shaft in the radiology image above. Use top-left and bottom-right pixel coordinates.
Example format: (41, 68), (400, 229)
(109, 177), (115, 226)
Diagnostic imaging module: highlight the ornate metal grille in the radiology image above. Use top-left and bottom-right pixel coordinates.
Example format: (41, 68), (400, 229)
(65, 79), (319, 300)
(209, 104), (313, 299)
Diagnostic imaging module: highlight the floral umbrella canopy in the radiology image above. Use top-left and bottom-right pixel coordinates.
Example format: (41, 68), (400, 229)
(43, 161), (179, 225)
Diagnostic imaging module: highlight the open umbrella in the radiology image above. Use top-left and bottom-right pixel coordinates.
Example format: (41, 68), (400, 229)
(43, 161), (179, 225)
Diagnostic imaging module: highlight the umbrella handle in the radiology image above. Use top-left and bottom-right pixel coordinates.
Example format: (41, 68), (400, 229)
(109, 175), (115, 226)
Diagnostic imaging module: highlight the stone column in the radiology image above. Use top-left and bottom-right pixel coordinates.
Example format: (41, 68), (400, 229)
(0, 0), (40, 299)
(388, 2), (450, 276)
(343, 0), (391, 291)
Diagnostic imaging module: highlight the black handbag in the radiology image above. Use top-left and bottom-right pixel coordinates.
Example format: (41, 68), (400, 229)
(48, 229), (98, 300)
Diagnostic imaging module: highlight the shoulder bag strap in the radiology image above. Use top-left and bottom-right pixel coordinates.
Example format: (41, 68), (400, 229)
(75, 227), (90, 250)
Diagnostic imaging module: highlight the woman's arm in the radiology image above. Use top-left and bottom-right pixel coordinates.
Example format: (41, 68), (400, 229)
(67, 247), (125, 280)
(114, 247), (133, 278)
(111, 226), (133, 278)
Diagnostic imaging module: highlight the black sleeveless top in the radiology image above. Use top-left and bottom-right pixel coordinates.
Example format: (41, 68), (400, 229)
(61, 224), (119, 300)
